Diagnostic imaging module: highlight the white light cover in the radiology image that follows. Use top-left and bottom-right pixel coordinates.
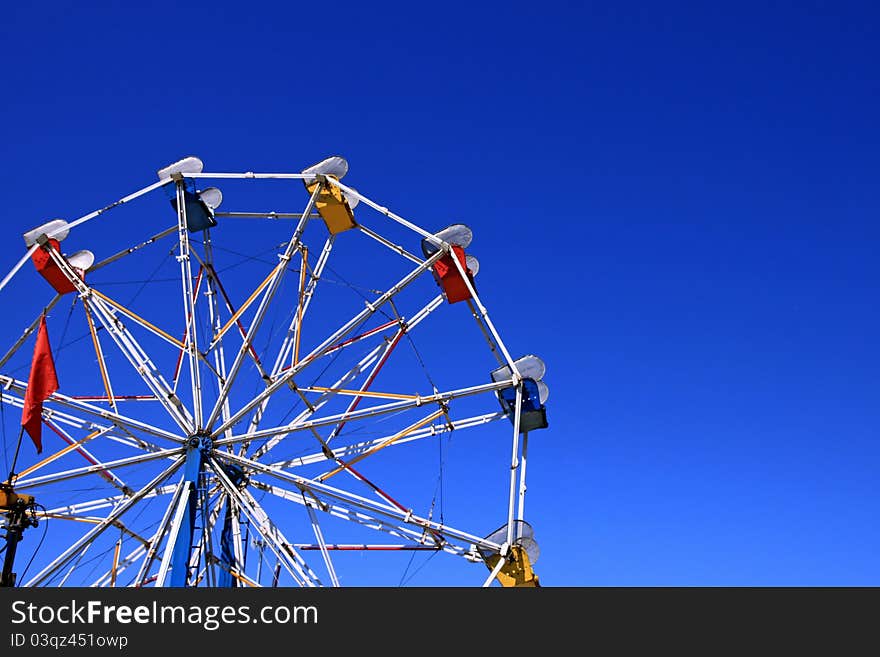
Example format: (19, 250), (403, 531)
(157, 156), (204, 180)
(23, 219), (69, 247)
(67, 250), (95, 271)
(434, 223), (473, 249)
(342, 189), (360, 209)
(517, 535), (541, 564)
(484, 520), (534, 546)
(480, 520), (538, 561)
(198, 187), (223, 210)
(421, 223), (474, 256)
(302, 156), (349, 183)
(491, 354), (547, 383)
(465, 254), (480, 277)
(536, 380), (550, 404)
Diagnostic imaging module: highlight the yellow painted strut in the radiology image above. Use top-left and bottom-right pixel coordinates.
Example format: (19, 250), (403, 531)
(83, 299), (116, 411)
(91, 289), (184, 348)
(305, 386), (420, 401)
(293, 245), (309, 367)
(37, 514), (149, 546)
(213, 262), (283, 344)
(228, 569), (259, 588)
(15, 429), (103, 480)
(320, 410), (444, 481)
(110, 538), (122, 587)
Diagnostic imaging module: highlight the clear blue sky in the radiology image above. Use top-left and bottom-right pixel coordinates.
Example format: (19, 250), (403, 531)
(1, 1), (878, 586)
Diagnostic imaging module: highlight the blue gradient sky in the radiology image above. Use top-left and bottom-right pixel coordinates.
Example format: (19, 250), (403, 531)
(1, 1), (878, 585)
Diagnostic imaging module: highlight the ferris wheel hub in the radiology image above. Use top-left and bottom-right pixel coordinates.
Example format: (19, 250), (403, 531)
(186, 433), (213, 451)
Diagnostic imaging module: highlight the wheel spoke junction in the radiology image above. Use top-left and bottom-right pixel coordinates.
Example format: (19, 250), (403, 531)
(0, 155), (549, 587)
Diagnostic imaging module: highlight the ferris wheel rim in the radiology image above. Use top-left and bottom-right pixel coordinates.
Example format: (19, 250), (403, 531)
(0, 161), (542, 588)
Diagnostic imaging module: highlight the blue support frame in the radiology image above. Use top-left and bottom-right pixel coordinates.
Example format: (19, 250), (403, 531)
(217, 508), (235, 588)
(169, 436), (210, 587)
(216, 463), (246, 588)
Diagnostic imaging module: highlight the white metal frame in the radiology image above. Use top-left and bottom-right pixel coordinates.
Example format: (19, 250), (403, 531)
(0, 166), (538, 587)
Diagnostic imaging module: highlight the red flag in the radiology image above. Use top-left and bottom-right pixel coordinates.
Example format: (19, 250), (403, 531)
(21, 315), (59, 454)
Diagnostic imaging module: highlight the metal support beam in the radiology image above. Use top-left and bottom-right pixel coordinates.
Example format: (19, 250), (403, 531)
(25, 456), (184, 586)
(212, 249), (444, 439)
(167, 435), (210, 587)
(204, 184), (322, 430)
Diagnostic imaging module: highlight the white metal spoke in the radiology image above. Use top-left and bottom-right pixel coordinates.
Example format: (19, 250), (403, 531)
(82, 298), (117, 413)
(38, 240), (193, 432)
(57, 541), (94, 587)
(183, 173), (314, 180)
(200, 231), (234, 439)
(0, 245), (41, 297)
(88, 226), (177, 273)
(317, 408), (446, 482)
(0, 179), (168, 295)
(324, 325), (408, 446)
(36, 514), (149, 547)
(84, 291), (193, 432)
(447, 246), (521, 377)
(44, 485), (177, 517)
(217, 378), (513, 448)
(208, 458), (319, 587)
(103, 431), (172, 457)
(465, 299), (507, 368)
(212, 248), (445, 438)
(174, 179), (204, 429)
(324, 177), (443, 245)
(12, 425), (114, 481)
(251, 480), (473, 558)
(133, 480), (190, 587)
(191, 252), (271, 381)
(251, 337), (389, 459)
(506, 383), (523, 547)
(190, 489), (226, 586)
(213, 211), (320, 220)
(212, 451), (501, 553)
(204, 183), (322, 430)
(336, 175), (521, 376)
(0, 390), (133, 446)
(517, 432), (529, 524)
(40, 420), (129, 493)
(356, 225), (424, 265)
(92, 542), (147, 587)
(258, 293), (444, 459)
(0, 376), (182, 444)
(271, 234), (334, 377)
(305, 502), (339, 587)
(15, 447), (183, 491)
(24, 456), (185, 586)
(195, 489), (223, 587)
(239, 234), (336, 447)
(0, 294), (63, 368)
(238, 486), (322, 587)
(271, 412), (503, 469)
(482, 557), (507, 587)
(154, 479), (194, 587)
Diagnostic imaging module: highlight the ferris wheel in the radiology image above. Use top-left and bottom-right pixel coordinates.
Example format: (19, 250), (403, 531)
(0, 156), (548, 588)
